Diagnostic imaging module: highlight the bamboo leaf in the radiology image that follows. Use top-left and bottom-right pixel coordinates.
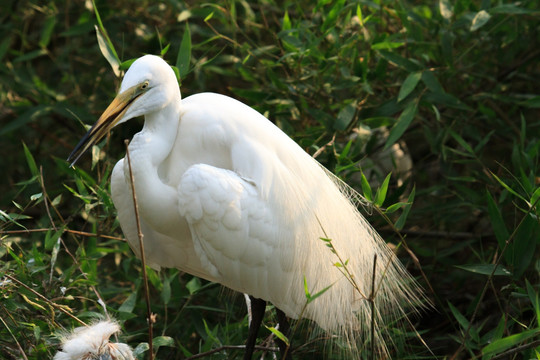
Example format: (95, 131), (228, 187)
(486, 190), (509, 250)
(307, 285), (332, 304)
(45, 226), (65, 251)
(360, 172), (373, 201)
(335, 102), (357, 130)
(395, 186), (415, 230)
(398, 72), (422, 102)
(39, 16), (56, 48)
(490, 172), (527, 203)
(152, 336), (175, 348)
(118, 291), (138, 313)
(384, 100), (418, 150)
(375, 173), (392, 207)
(22, 142), (39, 178)
(265, 326), (290, 345)
(470, 10), (491, 32)
(482, 328), (540, 356)
(94, 25), (120, 77)
(455, 264), (512, 276)
(176, 23), (191, 79)
(449, 130), (475, 155)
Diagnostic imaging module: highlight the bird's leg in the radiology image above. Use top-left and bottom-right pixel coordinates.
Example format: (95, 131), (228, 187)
(276, 308), (292, 360)
(244, 295), (266, 360)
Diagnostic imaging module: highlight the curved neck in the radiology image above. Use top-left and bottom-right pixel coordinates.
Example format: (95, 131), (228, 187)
(124, 100), (182, 230)
(136, 100), (181, 165)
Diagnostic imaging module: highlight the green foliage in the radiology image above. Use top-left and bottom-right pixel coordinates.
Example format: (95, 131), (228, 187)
(1, 0), (539, 359)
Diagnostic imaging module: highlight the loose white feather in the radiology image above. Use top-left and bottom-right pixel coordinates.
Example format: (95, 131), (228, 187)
(54, 321), (134, 360)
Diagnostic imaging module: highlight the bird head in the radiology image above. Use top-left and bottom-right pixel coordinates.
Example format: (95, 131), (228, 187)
(67, 55), (180, 166)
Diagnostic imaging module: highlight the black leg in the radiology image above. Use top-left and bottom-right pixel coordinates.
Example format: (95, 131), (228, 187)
(276, 308), (292, 360)
(244, 296), (266, 360)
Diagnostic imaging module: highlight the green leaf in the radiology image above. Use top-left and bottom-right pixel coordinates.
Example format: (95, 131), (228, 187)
(486, 190), (509, 250)
(490, 172), (527, 203)
(307, 284), (332, 304)
(153, 336), (175, 348)
(118, 291), (138, 313)
(520, 96), (540, 108)
(0, 210), (28, 229)
(455, 264), (512, 276)
(133, 342), (150, 357)
(449, 130), (475, 155)
(421, 71), (445, 94)
(385, 201), (409, 214)
(377, 50), (423, 72)
(186, 276), (201, 295)
(371, 41), (405, 50)
(161, 275), (171, 305)
(91, 0), (119, 60)
(526, 280), (540, 328)
(490, 4), (535, 14)
(375, 173), (392, 207)
(482, 328), (540, 356)
(45, 226), (65, 251)
(395, 185), (415, 230)
(22, 142), (39, 178)
(39, 16), (56, 48)
(0, 36), (12, 62)
(303, 276), (310, 298)
(398, 72), (422, 102)
(448, 301), (469, 330)
(334, 101), (357, 130)
(282, 11), (291, 31)
(176, 23), (191, 79)
(322, 0), (345, 32)
(13, 49), (47, 63)
(338, 140), (353, 161)
(94, 25), (120, 77)
(356, 4), (364, 26)
(470, 10), (491, 32)
(204, 11), (214, 22)
(360, 172), (373, 201)
(384, 100), (418, 150)
(160, 43), (171, 57)
(530, 187), (540, 210)
(265, 326), (290, 345)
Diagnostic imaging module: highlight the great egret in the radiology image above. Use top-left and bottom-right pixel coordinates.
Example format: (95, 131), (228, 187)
(68, 55), (421, 358)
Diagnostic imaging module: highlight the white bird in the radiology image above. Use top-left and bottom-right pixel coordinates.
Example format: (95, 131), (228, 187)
(68, 55), (422, 359)
(54, 320), (134, 360)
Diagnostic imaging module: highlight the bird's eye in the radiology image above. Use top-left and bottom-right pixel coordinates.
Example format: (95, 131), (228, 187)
(141, 81), (149, 89)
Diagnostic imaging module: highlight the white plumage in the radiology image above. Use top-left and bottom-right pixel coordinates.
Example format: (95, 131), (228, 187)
(54, 321), (134, 360)
(68, 54), (421, 356)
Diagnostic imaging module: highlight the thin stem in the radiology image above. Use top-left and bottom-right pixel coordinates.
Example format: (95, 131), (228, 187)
(0, 314), (29, 360)
(370, 254), (377, 360)
(124, 140), (154, 360)
(0, 228), (123, 241)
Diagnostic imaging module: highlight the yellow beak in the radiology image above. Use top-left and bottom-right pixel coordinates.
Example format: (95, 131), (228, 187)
(67, 83), (146, 167)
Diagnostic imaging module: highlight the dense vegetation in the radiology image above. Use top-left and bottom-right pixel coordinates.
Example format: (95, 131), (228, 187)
(1, 0), (539, 358)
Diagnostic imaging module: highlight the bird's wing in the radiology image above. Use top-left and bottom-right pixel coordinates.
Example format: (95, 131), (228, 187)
(177, 163), (294, 302)
(111, 159), (215, 279)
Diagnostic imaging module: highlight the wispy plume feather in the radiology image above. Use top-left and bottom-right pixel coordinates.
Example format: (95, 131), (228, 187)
(54, 320), (134, 360)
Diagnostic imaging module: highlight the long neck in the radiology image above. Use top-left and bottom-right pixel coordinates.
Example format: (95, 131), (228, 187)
(124, 100), (182, 230)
